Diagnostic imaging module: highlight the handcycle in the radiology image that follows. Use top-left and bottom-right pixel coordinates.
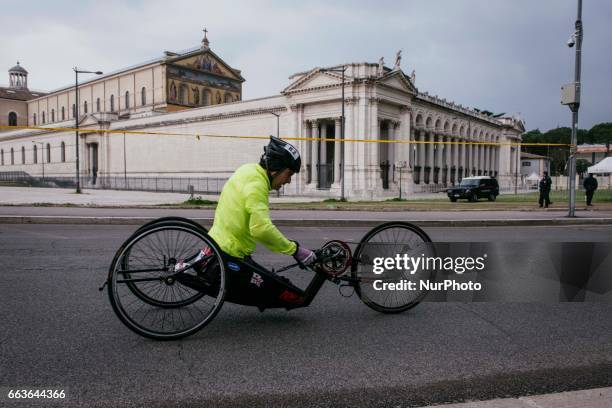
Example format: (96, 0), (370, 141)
(103, 217), (435, 340)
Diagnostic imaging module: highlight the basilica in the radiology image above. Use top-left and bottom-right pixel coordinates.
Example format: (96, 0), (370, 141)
(0, 32), (524, 199)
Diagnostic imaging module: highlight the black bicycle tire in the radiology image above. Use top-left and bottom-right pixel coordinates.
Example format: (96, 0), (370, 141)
(351, 221), (435, 314)
(107, 221), (226, 340)
(133, 216), (207, 235)
(118, 217), (208, 308)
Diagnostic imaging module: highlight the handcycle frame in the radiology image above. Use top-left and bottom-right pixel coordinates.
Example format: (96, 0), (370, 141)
(105, 217), (435, 340)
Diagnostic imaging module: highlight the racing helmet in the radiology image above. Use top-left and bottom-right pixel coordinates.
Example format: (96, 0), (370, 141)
(260, 136), (301, 173)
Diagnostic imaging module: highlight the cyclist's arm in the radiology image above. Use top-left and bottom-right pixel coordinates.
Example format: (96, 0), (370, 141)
(244, 181), (297, 256)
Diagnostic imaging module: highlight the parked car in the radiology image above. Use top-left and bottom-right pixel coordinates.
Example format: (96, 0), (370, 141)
(447, 176), (499, 202)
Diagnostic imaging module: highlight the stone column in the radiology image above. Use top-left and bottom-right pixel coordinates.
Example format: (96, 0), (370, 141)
(453, 137), (459, 184)
(334, 118), (342, 183)
(320, 122), (328, 186)
(310, 121), (319, 185)
(445, 135), (452, 184)
(484, 144), (489, 175)
(475, 140), (481, 176)
(465, 138), (471, 176)
(389, 121), (398, 175)
(426, 131), (434, 184)
(344, 98), (356, 194)
(418, 130), (425, 183)
(470, 139), (478, 176)
(474, 141), (480, 175)
(409, 129), (416, 170)
(459, 138), (464, 176)
(303, 120), (312, 185)
(494, 140), (499, 175)
(435, 134), (444, 183)
(398, 108), (413, 194)
(369, 100), (380, 190)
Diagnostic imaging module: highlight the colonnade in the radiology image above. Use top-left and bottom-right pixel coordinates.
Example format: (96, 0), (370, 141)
(410, 127), (499, 185)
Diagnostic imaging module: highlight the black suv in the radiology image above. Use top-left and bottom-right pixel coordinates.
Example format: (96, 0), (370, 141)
(447, 176), (499, 202)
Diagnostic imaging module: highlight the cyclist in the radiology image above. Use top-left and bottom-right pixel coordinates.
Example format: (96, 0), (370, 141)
(195, 137), (316, 309)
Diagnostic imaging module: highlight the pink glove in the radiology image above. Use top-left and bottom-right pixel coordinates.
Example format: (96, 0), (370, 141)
(294, 244), (316, 265)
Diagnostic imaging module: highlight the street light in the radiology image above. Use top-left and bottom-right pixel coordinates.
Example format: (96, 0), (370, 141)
(74, 67), (103, 193)
(562, 0), (582, 217)
(32, 141), (44, 181)
(264, 111), (280, 138)
(320, 66), (347, 201)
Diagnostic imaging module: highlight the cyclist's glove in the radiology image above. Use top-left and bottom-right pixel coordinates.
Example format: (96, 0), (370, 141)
(292, 241), (316, 266)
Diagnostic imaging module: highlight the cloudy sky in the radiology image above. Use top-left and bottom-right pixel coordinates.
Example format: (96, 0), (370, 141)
(1, 0), (610, 131)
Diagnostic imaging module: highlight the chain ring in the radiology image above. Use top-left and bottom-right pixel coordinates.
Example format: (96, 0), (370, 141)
(318, 240), (352, 277)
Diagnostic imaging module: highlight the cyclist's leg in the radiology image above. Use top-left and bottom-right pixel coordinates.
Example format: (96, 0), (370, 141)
(224, 255), (307, 309)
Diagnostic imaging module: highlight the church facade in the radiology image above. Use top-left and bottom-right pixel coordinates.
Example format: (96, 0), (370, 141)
(0, 33), (524, 199)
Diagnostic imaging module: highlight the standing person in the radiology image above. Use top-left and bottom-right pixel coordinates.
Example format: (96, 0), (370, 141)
(538, 171), (552, 208)
(583, 173), (598, 206)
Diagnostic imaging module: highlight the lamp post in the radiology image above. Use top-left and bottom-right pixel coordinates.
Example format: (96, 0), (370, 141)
(265, 111), (280, 138)
(32, 141), (44, 181)
(320, 66), (347, 200)
(74, 68), (103, 193)
(563, 0), (583, 217)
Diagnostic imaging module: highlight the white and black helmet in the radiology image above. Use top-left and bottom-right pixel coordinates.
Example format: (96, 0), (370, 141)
(260, 136), (301, 173)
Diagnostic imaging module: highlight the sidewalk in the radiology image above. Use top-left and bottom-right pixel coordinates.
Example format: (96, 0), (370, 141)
(0, 186), (320, 206)
(422, 386), (611, 408)
(1, 186), (611, 226)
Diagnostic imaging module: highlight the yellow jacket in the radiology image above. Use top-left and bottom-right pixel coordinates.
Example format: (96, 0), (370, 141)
(208, 163), (297, 258)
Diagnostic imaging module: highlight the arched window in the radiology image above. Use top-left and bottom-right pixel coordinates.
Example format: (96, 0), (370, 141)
(32, 145), (37, 164)
(110, 95), (115, 112)
(46, 143), (51, 163)
(21, 146), (25, 164)
(201, 89), (210, 106)
(61, 142), (66, 162)
(8, 112), (17, 126)
(84, 101), (88, 114)
(61, 107), (65, 121)
(224, 93), (232, 103)
(96, 98), (100, 112)
(1, 149), (4, 165)
(179, 84), (188, 104)
(141, 87), (146, 106)
(42, 111), (46, 124)
(72, 104), (76, 118)
(33, 113), (37, 126)
(51, 109), (55, 122)
(125, 91), (130, 109)
(11, 148), (15, 165)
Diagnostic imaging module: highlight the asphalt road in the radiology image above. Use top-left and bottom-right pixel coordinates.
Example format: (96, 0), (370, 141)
(0, 224), (611, 407)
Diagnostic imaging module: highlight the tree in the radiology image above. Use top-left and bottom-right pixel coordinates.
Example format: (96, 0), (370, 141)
(587, 122), (612, 144)
(576, 159), (590, 175)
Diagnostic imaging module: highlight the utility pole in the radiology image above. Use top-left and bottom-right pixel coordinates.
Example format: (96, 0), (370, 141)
(561, 0), (583, 217)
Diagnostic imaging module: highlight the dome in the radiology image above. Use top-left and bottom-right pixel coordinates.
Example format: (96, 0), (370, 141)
(9, 62), (28, 74)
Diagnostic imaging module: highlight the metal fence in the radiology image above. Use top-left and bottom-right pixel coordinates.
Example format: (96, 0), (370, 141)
(0, 172), (228, 195)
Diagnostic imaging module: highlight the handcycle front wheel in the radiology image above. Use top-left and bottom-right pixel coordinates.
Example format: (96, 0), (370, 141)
(107, 221), (226, 340)
(351, 221), (435, 313)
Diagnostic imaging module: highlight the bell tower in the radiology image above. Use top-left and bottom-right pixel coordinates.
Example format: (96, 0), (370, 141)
(9, 61), (28, 89)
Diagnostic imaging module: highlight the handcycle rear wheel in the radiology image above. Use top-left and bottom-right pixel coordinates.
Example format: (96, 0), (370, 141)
(133, 216), (207, 235)
(119, 217), (209, 308)
(107, 221), (226, 340)
(351, 221), (435, 313)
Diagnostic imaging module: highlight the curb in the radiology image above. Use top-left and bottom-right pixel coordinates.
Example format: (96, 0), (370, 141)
(2, 216), (612, 227)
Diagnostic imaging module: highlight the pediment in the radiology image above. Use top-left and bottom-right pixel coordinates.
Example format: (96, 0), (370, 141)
(79, 114), (101, 127)
(377, 71), (417, 95)
(169, 50), (243, 82)
(283, 69), (345, 94)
